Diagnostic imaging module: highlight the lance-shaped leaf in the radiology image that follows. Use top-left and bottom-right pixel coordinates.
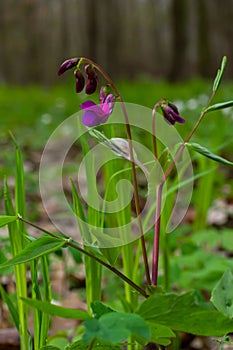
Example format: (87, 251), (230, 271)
(205, 100), (233, 113)
(0, 215), (18, 228)
(213, 56), (227, 92)
(0, 236), (67, 268)
(40, 346), (61, 350)
(185, 143), (233, 166)
(22, 298), (90, 320)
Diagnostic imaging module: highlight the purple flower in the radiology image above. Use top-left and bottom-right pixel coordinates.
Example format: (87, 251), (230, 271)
(74, 69), (85, 93)
(58, 58), (79, 76)
(160, 102), (185, 125)
(80, 91), (115, 127)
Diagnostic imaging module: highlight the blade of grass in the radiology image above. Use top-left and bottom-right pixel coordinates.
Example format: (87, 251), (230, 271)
(4, 178), (30, 350)
(30, 259), (42, 350)
(0, 215), (18, 227)
(193, 157), (215, 231)
(22, 298), (90, 320)
(40, 255), (52, 348)
(77, 130), (102, 310)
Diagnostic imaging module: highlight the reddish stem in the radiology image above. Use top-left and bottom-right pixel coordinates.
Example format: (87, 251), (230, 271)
(151, 183), (163, 285)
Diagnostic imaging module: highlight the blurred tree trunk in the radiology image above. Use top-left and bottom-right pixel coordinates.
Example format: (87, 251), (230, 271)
(60, 0), (69, 58)
(22, 0), (40, 82)
(0, 0), (233, 85)
(97, 0), (122, 76)
(196, 0), (211, 76)
(169, 0), (188, 81)
(86, 0), (98, 60)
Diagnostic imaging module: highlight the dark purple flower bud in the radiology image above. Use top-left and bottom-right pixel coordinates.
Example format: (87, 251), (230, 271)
(160, 102), (185, 125)
(74, 69), (85, 93)
(85, 77), (98, 95)
(85, 64), (97, 79)
(84, 64), (98, 94)
(57, 58), (79, 76)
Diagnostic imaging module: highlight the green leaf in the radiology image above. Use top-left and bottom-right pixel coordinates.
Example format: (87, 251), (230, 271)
(0, 236), (67, 268)
(100, 247), (121, 266)
(40, 346), (61, 350)
(67, 339), (122, 350)
(0, 215), (18, 228)
(137, 291), (233, 336)
(14, 140), (26, 235)
(221, 230), (233, 253)
(148, 322), (175, 346)
(83, 312), (151, 345)
(185, 142), (233, 166)
(66, 341), (87, 350)
(91, 301), (114, 319)
(68, 246), (82, 264)
(211, 269), (233, 318)
(213, 56), (227, 92)
(46, 336), (70, 350)
(22, 298), (90, 320)
(205, 100), (233, 113)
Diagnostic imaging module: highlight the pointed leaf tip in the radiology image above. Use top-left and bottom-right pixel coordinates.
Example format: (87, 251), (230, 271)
(185, 142), (233, 166)
(0, 215), (18, 228)
(213, 56), (227, 92)
(205, 100), (233, 113)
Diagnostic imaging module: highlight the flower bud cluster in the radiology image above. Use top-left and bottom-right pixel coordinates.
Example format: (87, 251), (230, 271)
(58, 58), (98, 95)
(160, 101), (185, 125)
(58, 58), (116, 127)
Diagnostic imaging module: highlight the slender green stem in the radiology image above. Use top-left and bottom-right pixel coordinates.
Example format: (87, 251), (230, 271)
(80, 57), (151, 285)
(18, 216), (148, 298)
(151, 90), (217, 285)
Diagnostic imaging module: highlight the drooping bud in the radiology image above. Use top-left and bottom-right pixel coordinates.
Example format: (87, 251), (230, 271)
(85, 64), (96, 78)
(57, 58), (79, 76)
(85, 64), (98, 94)
(85, 78), (98, 94)
(160, 101), (185, 125)
(74, 69), (85, 93)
